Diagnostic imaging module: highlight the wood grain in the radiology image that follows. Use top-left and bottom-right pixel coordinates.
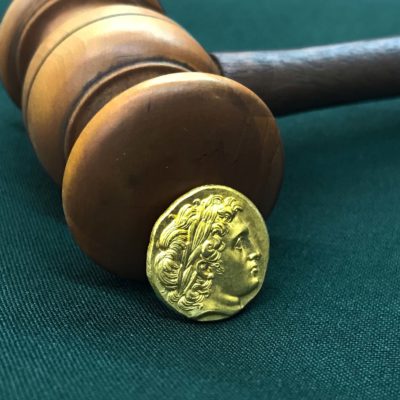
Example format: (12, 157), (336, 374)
(214, 37), (400, 115)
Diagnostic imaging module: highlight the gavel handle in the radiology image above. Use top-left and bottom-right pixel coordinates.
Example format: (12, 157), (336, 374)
(213, 37), (400, 116)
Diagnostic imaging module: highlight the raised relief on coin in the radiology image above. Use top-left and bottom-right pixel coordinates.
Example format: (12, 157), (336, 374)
(147, 185), (269, 322)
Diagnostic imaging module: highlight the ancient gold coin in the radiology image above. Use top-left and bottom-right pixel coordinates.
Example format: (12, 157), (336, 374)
(146, 185), (270, 322)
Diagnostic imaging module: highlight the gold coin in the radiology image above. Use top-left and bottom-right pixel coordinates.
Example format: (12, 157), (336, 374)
(146, 185), (270, 322)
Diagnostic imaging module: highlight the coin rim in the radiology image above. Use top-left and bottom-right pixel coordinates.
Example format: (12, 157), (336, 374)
(146, 184), (270, 321)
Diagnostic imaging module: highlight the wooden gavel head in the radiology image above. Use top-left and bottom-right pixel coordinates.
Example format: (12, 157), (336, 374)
(0, 0), (284, 280)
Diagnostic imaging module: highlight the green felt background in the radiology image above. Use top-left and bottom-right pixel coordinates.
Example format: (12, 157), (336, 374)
(1, 0), (400, 399)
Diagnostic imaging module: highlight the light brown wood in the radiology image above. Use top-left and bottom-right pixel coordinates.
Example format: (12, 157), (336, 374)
(0, 0), (284, 280)
(63, 73), (283, 280)
(0, 0), (164, 105)
(23, 6), (219, 183)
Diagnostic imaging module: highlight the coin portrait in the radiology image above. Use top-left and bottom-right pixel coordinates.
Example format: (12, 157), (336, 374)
(147, 185), (270, 322)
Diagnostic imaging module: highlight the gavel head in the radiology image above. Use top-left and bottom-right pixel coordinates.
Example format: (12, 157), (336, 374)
(0, 0), (284, 280)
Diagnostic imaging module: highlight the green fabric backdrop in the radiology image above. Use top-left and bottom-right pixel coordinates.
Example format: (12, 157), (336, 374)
(1, 1), (399, 399)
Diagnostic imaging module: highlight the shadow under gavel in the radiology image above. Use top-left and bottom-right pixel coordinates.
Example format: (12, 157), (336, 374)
(1, 0), (399, 280)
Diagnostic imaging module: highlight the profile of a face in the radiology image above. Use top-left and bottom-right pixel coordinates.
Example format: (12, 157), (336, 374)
(154, 193), (265, 319)
(215, 214), (262, 298)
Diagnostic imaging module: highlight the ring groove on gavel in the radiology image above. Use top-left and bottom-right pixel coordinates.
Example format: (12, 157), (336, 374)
(21, 7), (219, 183)
(1, 0), (165, 105)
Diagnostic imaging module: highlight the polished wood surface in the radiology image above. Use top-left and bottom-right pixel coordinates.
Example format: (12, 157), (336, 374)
(0, 0), (163, 105)
(63, 73), (282, 280)
(0, 0), (283, 280)
(22, 5), (219, 183)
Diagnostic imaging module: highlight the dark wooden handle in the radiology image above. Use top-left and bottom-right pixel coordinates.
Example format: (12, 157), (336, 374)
(213, 37), (400, 116)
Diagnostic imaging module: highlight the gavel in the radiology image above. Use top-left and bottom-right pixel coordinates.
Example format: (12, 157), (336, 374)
(1, 0), (399, 280)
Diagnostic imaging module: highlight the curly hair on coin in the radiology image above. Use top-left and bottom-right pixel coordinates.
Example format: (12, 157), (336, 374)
(155, 194), (243, 311)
